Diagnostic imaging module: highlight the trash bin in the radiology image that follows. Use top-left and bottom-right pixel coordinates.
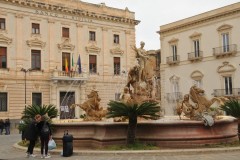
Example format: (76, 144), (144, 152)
(62, 130), (73, 157)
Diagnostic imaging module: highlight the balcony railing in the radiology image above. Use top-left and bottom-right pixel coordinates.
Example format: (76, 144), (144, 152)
(188, 51), (203, 61)
(213, 44), (237, 57)
(213, 88), (240, 97)
(166, 92), (183, 102)
(166, 55), (180, 65)
(51, 70), (88, 82)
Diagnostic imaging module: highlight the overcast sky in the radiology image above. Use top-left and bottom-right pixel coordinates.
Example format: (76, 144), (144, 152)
(82, 0), (240, 50)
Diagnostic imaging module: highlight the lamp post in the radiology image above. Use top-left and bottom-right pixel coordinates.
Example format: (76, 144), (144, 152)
(21, 68), (32, 114)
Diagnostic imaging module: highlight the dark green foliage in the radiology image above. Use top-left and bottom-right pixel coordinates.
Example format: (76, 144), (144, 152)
(220, 99), (240, 118)
(107, 100), (160, 144)
(19, 104), (58, 132)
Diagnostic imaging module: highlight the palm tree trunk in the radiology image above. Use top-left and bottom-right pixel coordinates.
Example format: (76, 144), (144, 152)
(127, 115), (137, 144)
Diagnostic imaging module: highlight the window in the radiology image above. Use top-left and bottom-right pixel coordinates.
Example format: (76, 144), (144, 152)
(0, 47), (7, 68)
(0, 93), (7, 111)
(171, 45), (177, 61)
(224, 76), (232, 95)
(0, 18), (5, 30)
(32, 93), (42, 106)
(89, 31), (96, 41)
(193, 40), (200, 57)
(113, 34), (119, 44)
(62, 52), (70, 72)
(62, 27), (69, 38)
(89, 55), (97, 74)
(32, 23), (40, 34)
(114, 57), (120, 75)
(222, 33), (229, 52)
(31, 50), (41, 70)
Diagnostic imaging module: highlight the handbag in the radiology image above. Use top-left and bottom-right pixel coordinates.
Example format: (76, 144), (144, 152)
(48, 139), (57, 150)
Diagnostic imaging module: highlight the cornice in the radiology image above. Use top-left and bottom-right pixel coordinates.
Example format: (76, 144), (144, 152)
(85, 44), (101, 53)
(189, 32), (202, 39)
(217, 24), (233, 31)
(160, 7), (240, 35)
(0, 34), (12, 45)
(26, 38), (46, 48)
(110, 47), (124, 55)
(57, 39), (75, 51)
(1, 0), (140, 25)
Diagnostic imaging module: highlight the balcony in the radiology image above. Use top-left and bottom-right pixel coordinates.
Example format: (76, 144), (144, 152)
(51, 70), (88, 83)
(166, 92), (183, 103)
(188, 51), (203, 61)
(213, 44), (237, 57)
(213, 88), (240, 97)
(166, 55), (180, 65)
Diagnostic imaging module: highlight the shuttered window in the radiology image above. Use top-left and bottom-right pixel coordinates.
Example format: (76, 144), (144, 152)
(0, 93), (7, 111)
(114, 57), (120, 75)
(62, 27), (69, 38)
(32, 23), (40, 34)
(0, 18), (5, 30)
(0, 47), (7, 68)
(89, 55), (97, 73)
(31, 50), (41, 70)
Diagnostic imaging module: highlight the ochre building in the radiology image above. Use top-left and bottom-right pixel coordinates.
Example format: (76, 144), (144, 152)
(0, 0), (139, 123)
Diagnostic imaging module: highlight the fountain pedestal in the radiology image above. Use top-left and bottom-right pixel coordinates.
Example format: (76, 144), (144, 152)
(52, 116), (238, 148)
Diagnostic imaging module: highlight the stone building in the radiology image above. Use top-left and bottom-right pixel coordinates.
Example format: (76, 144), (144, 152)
(159, 2), (240, 115)
(0, 0), (139, 122)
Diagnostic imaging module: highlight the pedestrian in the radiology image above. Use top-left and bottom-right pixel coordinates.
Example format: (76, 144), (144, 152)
(37, 115), (52, 159)
(4, 118), (10, 135)
(24, 114), (41, 158)
(0, 119), (4, 135)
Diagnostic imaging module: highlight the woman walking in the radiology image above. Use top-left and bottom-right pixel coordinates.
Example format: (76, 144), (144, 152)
(4, 118), (10, 135)
(24, 114), (41, 158)
(37, 115), (52, 159)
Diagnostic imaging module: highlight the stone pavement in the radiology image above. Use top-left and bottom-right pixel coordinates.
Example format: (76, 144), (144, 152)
(0, 134), (240, 160)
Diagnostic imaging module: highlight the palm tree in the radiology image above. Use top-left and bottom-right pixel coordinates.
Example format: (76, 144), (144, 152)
(220, 99), (240, 136)
(107, 100), (160, 145)
(220, 99), (240, 118)
(19, 104), (58, 132)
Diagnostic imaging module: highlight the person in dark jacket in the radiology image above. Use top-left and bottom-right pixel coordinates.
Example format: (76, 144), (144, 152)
(0, 119), (4, 135)
(4, 118), (10, 135)
(36, 115), (52, 159)
(24, 114), (41, 158)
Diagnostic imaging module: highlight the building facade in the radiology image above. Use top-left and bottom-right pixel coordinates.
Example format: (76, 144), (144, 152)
(0, 0), (139, 121)
(159, 2), (240, 115)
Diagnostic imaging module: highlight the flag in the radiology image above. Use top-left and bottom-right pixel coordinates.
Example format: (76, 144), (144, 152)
(65, 58), (68, 73)
(77, 54), (82, 74)
(71, 54), (74, 71)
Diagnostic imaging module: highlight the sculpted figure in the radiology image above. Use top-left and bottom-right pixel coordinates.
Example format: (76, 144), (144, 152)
(72, 90), (107, 121)
(132, 41), (149, 82)
(119, 87), (132, 104)
(176, 94), (196, 120)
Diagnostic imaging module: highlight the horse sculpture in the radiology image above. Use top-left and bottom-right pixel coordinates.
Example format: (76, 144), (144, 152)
(71, 90), (107, 121)
(176, 85), (229, 125)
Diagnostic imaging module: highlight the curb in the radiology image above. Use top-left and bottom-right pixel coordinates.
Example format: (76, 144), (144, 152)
(13, 143), (240, 156)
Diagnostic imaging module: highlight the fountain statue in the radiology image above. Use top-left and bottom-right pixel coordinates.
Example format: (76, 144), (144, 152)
(176, 85), (229, 126)
(128, 41), (158, 104)
(71, 89), (107, 121)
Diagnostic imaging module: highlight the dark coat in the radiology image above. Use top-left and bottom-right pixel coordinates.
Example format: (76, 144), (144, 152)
(24, 120), (38, 141)
(36, 121), (52, 138)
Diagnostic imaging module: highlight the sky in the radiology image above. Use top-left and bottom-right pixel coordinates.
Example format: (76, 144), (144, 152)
(82, 0), (240, 50)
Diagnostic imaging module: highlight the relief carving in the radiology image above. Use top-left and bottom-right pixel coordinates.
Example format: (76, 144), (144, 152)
(110, 47), (124, 55)
(58, 39), (75, 51)
(85, 44), (101, 53)
(26, 38), (46, 48)
(0, 34), (12, 45)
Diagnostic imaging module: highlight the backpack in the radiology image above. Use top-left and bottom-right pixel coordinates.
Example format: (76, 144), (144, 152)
(41, 121), (50, 136)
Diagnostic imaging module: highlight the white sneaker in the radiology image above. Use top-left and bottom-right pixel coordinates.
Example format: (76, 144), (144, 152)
(45, 154), (51, 159)
(29, 154), (36, 158)
(41, 154), (44, 159)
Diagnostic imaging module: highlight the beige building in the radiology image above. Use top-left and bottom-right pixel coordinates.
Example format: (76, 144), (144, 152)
(0, 0), (140, 122)
(159, 2), (240, 115)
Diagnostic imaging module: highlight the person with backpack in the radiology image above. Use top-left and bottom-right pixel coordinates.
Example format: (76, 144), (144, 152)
(37, 115), (52, 159)
(24, 114), (42, 158)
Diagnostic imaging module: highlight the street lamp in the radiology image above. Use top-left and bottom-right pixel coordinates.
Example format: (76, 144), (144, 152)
(21, 68), (32, 115)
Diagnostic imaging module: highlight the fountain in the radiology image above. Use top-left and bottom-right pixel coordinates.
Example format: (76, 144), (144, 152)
(52, 42), (238, 148)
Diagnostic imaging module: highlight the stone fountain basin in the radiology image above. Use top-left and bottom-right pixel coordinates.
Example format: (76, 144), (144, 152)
(52, 116), (238, 148)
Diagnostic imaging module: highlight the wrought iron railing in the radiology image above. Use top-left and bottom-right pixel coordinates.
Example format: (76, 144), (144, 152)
(213, 88), (240, 97)
(213, 44), (237, 57)
(166, 55), (180, 65)
(51, 70), (88, 81)
(188, 51), (203, 61)
(166, 92), (183, 102)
